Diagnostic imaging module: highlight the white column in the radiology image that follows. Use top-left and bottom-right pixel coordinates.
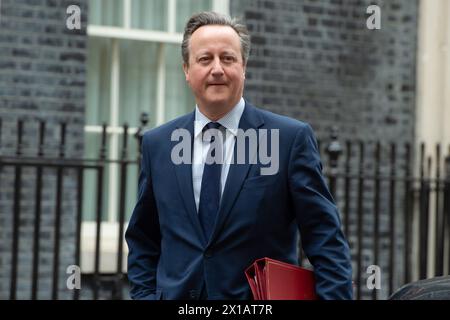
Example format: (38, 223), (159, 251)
(123, 0), (131, 29)
(416, 0), (450, 160)
(443, 3), (450, 153)
(442, 0), (450, 278)
(156, 43), (166, 126)
(415, 0), (450, 279)
(168, 0), (176, 33)
(108, 39), (120, 222)
(213, 0), (230, 15)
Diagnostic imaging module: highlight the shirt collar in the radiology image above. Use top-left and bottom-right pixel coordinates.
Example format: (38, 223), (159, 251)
(194, 97), (245, 138)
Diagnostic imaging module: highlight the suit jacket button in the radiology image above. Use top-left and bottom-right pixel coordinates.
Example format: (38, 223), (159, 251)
(189, 290), (197, 299)
(204, 249), (213, 258)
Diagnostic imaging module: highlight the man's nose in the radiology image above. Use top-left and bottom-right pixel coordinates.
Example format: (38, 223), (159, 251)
(211, 58), (224, 76)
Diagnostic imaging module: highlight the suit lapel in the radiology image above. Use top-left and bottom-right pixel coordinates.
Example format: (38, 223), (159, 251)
(207, 102), (265, 247)
(173, 111), (207, 245)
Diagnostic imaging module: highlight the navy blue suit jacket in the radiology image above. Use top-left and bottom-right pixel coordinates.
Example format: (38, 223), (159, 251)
(125, 100), (353, 300)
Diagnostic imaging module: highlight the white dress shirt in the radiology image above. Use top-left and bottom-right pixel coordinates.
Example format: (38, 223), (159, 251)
(192, 97), (245, 213)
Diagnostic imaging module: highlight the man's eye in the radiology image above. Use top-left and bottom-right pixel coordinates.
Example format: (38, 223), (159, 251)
(199, 57), (210, 62)
(223, 56), (235, 62)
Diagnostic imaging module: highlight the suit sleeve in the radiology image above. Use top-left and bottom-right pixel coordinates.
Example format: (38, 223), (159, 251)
(125, 135), (161, 300)
(288, 123), (353, 299)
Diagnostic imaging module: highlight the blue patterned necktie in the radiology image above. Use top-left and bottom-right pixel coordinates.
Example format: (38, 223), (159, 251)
(198, 122), (223, 241)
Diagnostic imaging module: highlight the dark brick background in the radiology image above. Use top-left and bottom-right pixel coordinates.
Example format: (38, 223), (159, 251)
(232, 0), (417, 144)
(0, 0), (88, 299)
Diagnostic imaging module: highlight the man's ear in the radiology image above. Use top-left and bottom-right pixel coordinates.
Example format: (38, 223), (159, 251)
(183, 63), (189, 82)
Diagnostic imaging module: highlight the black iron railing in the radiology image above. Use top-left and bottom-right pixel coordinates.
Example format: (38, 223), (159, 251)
(0, 117), (147, 300)
(1, 116), (449, 300)
(321, 131), (450, 300)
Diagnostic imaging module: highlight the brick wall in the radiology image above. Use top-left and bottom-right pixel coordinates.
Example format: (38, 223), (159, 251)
(231, 0), (419, 299)
(0, 0), (88, 299)
(232, 0), (417, 143)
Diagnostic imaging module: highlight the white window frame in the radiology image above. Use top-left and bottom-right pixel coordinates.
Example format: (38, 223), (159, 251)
(83, 0), (229, 273)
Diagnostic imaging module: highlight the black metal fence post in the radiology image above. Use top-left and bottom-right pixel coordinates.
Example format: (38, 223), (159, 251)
(388, 143), (397, 296)
(74, 164), (84, 301)
(356, 141), (364, 300)
(403, 143), (412, 284)
(419, 147), (431, 280)
(134, 113), (149, 171)
(326, 126), (342, 200)
(93, 123), (107, 300)
(372, 142), (381, 300)
(344, 141), (351, 237)
(444, 149), (450, 275)
(31, 121), (45, 300)
(434, 144), (444, 276)
(115, 123), (129, 300)
(52, 122), (67, 300)
(10, 120), (24, 300)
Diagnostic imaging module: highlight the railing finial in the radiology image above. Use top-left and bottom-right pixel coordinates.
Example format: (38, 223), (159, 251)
(134, 112), (150, 155)
(326, 126), (342, 169)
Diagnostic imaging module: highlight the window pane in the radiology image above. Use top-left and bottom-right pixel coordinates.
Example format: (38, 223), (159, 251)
(176, 0), (212, 33)
(116, 133), (140, 221)
(83, 131), (140, 223)
(89, 0), (123, 27)
(164, 44), (195, 121)
(86, 38), (111, 126)
(83, 132), (111, 222)
(118, 40), (159, 128)
(131, 0), (167, 31)
(125, 161), (139, 221)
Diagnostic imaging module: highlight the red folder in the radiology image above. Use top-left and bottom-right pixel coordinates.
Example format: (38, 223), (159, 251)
(245, 257), (318, 300)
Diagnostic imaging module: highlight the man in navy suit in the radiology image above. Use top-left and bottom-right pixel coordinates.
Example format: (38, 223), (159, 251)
(125, 11), (352, 300)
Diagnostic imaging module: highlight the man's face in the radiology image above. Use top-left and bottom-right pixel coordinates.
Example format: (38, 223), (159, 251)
(183, 25), (246, 111)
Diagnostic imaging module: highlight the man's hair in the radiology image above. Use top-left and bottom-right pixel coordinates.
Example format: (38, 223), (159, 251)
(181, 11), (251, 66)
